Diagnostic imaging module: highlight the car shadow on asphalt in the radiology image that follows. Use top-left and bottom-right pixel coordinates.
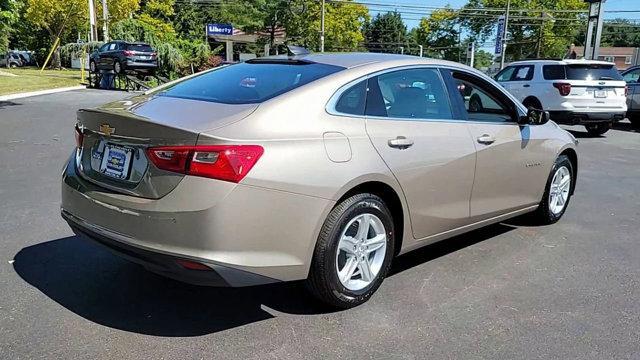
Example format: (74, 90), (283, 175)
(13, 223), (515, 337)
(0, 100), (21, 109)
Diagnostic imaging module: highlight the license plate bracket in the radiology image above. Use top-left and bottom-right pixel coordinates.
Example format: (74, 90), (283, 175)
(99, 144), (133, 180)
(594, 89), (607, 98)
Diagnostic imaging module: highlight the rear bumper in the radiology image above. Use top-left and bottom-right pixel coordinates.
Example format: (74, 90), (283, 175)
(60, 154), (332, 284)
(124, 60), (157, 70)
(62, 209), (277, 287)
(549, 111), (625, 125)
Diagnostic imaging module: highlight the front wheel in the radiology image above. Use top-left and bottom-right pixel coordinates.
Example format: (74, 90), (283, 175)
(585, 123), (610, 136)
(306, 193), (395, 308)
(529, 155), (574, 225)
(114, 61), (123, 74)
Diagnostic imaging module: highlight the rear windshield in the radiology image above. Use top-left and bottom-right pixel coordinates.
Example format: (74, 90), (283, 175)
(158, 61), (345, 104)
(127, 44), (153, 52)
(566, 64), (622, 81)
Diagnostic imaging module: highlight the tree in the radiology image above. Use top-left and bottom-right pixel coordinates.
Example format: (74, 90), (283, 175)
(461, 0), (587, 61)
(0, 0), (19, 52)
(25, 0), (88, 67)
(414, 8), (460, 60)
(574, 19), (640, 48)
(473, 49), (493, 69)
(364, 11), (407, 53)
(138, 0), (176, 37)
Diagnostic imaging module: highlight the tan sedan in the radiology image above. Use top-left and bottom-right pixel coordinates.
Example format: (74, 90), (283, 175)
(61, 53), (578, 308)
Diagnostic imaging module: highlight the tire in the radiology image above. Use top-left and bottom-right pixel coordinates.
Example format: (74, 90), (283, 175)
(630, 115), (640, 128)
(585, 123), (610, 136)
(529, 155), (574, 225)
(10, 62), (17, 68)
(523, 97), (542, 111)
(306, 193), (395, 309)
(114, 61), (122, 74)
(89, 60), (96, 73)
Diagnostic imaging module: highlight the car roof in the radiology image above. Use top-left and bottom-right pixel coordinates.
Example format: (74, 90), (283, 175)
(259, 52), (464, 69)
(508, 58), (615, 66)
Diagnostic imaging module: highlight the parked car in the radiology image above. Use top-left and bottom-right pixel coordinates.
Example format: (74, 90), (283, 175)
(89, 40), (157, 75)
(620, 65), (640, 127)
(10, 50), (36, 66)
(61, 53), (578, 308)
(495, 59), (627, 136)
(0, 52), (22, 68)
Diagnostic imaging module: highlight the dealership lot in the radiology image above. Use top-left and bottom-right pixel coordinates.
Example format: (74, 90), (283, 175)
(1, 90), (639, 359)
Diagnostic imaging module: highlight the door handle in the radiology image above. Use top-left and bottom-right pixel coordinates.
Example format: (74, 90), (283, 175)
(388, 136), (414, 149)
(477, 134), (496, 145)
(523, 84), (530, 88)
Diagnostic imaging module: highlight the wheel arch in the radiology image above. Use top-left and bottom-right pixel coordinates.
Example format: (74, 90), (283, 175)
(559, 147), (578, 195)
(335, 180), (407, 257)
(523, 96), (542, 109)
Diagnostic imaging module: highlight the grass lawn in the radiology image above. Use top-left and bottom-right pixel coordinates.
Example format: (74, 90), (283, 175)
(0, 68), (84, 95)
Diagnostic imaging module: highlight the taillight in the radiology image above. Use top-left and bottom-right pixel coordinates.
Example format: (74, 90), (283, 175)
(145, 145), (263, 183)
(74, 125), (83, 148)
(553, 82), (571, 96)
(123, 50), (134, 56)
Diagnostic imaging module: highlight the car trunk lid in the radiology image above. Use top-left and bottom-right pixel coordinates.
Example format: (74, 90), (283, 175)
(76, 94), (258, 198)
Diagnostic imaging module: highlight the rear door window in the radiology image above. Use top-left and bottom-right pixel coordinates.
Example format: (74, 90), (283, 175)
(158, 61), (345, 104)
(566, 64), (623, 81)
(513, 65), (534, 81)
(543, 65), (566, 80)
(366, 68), (453, 120)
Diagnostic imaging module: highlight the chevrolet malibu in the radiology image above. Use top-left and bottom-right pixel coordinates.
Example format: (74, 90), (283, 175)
(61, 53), (578, 308)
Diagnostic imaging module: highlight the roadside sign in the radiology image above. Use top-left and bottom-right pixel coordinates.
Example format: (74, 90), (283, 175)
(206, 23), (233, 36)
(495, 15), (505, 55)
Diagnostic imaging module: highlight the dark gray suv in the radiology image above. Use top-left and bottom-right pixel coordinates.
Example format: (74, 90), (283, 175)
(89, 40), (158, 75)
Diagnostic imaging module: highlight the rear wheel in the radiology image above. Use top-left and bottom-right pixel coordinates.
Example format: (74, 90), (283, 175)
(585, 123), (610, 136)
(114, 61), (122, 74)
(529, 155), (574, 225)
(630, 115), (640, 128)
(306, 193), (395, 309)
(89, 60), (96, 73)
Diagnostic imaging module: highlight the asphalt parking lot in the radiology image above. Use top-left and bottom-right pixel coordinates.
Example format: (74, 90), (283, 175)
(1, 89), (639, 359)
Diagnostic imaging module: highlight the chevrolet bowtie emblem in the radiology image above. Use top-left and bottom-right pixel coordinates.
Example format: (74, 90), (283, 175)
(99, 124), (115, 136)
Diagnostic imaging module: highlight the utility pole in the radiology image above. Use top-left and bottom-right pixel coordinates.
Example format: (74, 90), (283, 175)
(468, 42), (475, 68)
(101, 0), (109, 42)
(320, 0), (325, 52)
(499, 0), (511, 69)
(583, 0), (605, 60)
(88, 0), (97, 42)
(418, 45), (423, 57)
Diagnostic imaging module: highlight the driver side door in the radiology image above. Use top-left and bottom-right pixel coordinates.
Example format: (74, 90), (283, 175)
(443, 69), (549, 221)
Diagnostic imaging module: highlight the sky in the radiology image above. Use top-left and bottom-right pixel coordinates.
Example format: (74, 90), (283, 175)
(368, 0), (640, 29)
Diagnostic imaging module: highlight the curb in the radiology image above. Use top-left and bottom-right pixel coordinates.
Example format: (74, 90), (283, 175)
(0, 85), (87, 101)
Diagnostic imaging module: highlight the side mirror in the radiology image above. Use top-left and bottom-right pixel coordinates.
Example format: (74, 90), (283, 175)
(519, 108), (550, 125)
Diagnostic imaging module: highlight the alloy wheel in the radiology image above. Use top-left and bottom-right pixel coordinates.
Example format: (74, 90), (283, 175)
(549, 166), (571, 215)
(335, 213), (387, 291)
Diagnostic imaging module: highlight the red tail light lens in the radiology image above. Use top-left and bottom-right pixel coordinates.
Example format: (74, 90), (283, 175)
(146, 145), (263, 183)
(175, 259), (211, 271)
(123, 50), (134, 56)
(553, 82), (572, 96)
(74, 125), (83, 148)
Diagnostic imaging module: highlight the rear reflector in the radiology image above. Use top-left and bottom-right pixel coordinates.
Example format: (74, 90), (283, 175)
(74, 125), (83, 148)
(175, 259), (212, 271)
(123, 50), (134, 56)
(553, 82), (572, 96)
(146, 145), (263, 183)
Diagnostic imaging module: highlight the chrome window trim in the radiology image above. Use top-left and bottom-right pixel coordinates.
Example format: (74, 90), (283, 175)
(325, 63), (527, 124)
